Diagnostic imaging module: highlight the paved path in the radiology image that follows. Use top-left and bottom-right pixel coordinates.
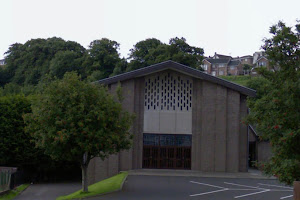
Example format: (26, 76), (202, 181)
(91, 175), (292, 200)
(15, 182), (81, 200)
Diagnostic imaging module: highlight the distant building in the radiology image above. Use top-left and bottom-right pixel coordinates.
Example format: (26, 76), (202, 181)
(251, 51), (270, 75)
(0, 59), (5, 66)
(202, 53), (243, 76)
(202, 52), (270, 76)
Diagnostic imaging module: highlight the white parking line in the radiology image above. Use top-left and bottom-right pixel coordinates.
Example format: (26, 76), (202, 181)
(190, 181), (293, 199)
(190, 181), (225, 189)
(224, 182), (266, 190)
(234, 189), (270, 199)
(258, 183), (293, 189)
(280, 195), (293, 199)
(190, 188), (229, 197)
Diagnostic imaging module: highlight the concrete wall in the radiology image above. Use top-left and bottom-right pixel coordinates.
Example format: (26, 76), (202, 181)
(257, 141), (272, 163)
(191, 79), (247, 172)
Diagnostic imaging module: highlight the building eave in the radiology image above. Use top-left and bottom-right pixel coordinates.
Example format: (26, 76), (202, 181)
(95, 60), (256, 97)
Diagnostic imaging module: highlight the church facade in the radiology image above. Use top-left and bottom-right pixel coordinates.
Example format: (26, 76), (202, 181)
(88, 61), (256, 184)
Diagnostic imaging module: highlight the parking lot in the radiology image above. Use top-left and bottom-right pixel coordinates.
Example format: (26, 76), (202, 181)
(94, 175), (293, 200)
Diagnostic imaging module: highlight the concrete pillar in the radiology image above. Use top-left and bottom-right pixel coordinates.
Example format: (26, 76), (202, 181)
(239, 95), (248, 172)
(201, 81), (217, 171)
(226, 89), (240, 172)
(133, 77), (144, 169)
(191, 79), (202, 170)
(215, 85), (227, 172)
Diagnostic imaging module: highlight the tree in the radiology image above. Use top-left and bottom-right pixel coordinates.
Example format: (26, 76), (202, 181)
(49, 50), (85, 79)
(127, 37), (204, 71)
(0, 95), (35, 167)
(87, 38), (123, 79)
(4, 38), (86, 85)
(246, 21), (300, 185)
(24, 72), (134, 192)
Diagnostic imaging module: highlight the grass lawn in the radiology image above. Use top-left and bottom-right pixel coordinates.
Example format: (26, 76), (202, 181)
(57, 171), (128, 200)
(0, 184), (29, 200)
(219, 75), (252, 87)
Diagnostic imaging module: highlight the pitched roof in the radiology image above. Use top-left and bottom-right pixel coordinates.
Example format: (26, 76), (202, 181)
(96, 60), (256, 97)
(214, 53), (232, 59)
(205, 58), (231, 64)
(228, 60), (240, 66)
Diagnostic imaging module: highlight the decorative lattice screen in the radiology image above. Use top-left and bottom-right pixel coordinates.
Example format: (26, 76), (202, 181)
(144, 72), (192, 112)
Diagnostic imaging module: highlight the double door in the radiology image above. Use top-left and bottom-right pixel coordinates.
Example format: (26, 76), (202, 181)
(143, 134), (191, 169)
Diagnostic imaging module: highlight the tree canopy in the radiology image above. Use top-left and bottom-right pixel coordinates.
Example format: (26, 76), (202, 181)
(0, 95), (34, 167)
(246, 21), (300, 184)
(127, 37), (204, 71)
(24, 72), (134, 191)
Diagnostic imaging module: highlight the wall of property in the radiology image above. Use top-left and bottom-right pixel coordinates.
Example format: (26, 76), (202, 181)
(191, 79), (248, 172)
(257, 141), (272, 163)
(143, 71), (192, 134)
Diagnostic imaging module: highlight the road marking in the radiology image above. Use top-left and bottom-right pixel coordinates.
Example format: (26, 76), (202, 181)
(190, 181), (294, 199)
(190, 188), (228, 197)
(190, 181), (225, 189)
(224, 182), (266, 190)
(234, 189), (270, 198)
(280, 195), (293, 199)
(258, 183), (293, 189)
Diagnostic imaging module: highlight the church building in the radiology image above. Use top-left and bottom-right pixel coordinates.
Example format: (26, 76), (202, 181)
(88, 60), (256, 184)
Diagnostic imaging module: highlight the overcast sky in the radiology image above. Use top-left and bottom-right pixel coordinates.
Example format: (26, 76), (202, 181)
(0, 0), (299, 60)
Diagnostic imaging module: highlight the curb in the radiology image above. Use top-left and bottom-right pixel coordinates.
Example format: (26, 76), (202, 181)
(81, 172), (128, 200)
(128, 170), (276, 180)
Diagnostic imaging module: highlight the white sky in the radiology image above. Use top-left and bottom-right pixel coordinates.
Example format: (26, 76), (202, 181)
(0, 0), (299, 60)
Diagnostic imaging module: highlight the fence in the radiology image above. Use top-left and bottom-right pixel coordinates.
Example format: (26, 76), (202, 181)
(0, 167), (17, 193)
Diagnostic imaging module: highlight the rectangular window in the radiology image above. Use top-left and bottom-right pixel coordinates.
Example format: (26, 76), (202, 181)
(219, 71), (224, 75)
(212, 71), (216, 76)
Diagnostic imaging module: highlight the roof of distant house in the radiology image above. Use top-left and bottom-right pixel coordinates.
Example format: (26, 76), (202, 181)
(214, 53), (232, 59)
(228, 60), (240, 66)
(205, 58), (231, 64)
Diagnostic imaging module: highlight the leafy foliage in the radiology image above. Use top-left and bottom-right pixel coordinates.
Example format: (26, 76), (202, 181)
(127, 37), (204, 71)
(4, 37), (85, 85)
(24, 72), (134, 191)
(246, 21), (300, 184)
(0, 95), (35, 167)
(87, 38), (123, 79)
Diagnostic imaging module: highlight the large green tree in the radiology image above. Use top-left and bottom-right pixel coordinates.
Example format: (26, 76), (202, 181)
(87, 38), (123, 79)
(247, 21), (300, 185)
(127, 37), (204, 71)
(24, 72), (134, 192)
(4, 37), (85, 85)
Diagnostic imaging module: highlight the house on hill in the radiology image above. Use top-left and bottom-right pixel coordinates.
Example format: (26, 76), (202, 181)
(88, 60), (256, 184)
(0, 59), (5, 66)
(202, 52), (270, 76)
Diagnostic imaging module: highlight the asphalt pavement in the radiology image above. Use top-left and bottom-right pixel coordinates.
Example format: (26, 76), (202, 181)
(14, 182), (81, 200)
(92, 175), (293, 200)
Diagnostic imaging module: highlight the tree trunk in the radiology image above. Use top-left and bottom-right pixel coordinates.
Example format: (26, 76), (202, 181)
(81, 152), (90, 192)
(81, 164), (88, 192)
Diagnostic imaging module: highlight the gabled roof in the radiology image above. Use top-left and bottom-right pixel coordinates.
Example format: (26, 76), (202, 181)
(205, 58), (231, 64)
(96, 60), (256, 97)
(214, 53), (232, 59)
(256, 56), (268, 63)
(228, 60), (241, 66)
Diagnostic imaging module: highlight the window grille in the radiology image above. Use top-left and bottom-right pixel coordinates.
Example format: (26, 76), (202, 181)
(144, 72), (192, 112)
